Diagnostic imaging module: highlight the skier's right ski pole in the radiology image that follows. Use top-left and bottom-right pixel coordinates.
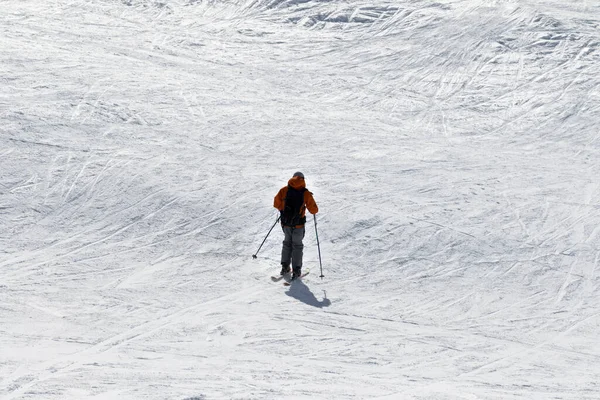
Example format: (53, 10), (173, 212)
(314, 215), (324, 279)
(252, 215), (281, 259)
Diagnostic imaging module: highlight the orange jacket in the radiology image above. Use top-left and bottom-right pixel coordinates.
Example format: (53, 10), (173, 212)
(274, 176), (318, 227)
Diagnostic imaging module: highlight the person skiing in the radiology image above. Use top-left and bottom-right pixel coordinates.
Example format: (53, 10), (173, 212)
(273, 171), (319, 280)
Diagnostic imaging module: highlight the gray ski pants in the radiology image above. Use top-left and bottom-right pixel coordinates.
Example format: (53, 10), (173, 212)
(281, 226), (305, 268)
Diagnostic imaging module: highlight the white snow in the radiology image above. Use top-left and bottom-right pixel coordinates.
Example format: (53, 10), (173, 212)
(1, 0), (599, 399)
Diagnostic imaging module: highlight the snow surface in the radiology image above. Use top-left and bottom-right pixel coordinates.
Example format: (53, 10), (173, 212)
(1, 0), (600, 399)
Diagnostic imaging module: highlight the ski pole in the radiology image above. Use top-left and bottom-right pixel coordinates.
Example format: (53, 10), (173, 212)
(252, 215), (281, 259)
(314, 215), (324, 279)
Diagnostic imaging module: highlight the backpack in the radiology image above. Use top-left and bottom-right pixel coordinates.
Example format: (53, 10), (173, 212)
(281, 186), (307, 226)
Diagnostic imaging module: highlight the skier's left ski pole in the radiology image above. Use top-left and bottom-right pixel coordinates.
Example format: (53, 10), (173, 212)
(252, 215), (281, 259)
(314, 215), (324, 279)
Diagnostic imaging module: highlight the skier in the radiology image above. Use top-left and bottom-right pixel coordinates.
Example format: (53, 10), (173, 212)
(273, 171), (319, 280)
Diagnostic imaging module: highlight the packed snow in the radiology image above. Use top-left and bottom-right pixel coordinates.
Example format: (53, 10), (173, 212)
(1, 0), (599, 399)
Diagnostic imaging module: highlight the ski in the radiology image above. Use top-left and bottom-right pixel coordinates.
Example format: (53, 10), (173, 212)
(283, 269), (310, 286)
(271, 270), (291, 282)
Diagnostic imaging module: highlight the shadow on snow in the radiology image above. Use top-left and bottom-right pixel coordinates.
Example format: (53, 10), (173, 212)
(285, 280), (331, 308)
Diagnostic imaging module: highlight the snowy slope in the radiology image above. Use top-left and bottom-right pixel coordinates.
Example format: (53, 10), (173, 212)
(1, 0), (599, 399)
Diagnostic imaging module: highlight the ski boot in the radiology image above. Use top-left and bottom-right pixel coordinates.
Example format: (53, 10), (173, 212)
(291, 266), (302, 281)
(280, 263), (291, 276)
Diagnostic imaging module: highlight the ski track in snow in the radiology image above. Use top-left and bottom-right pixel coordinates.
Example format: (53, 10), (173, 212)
(1, 0), (599, 399)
